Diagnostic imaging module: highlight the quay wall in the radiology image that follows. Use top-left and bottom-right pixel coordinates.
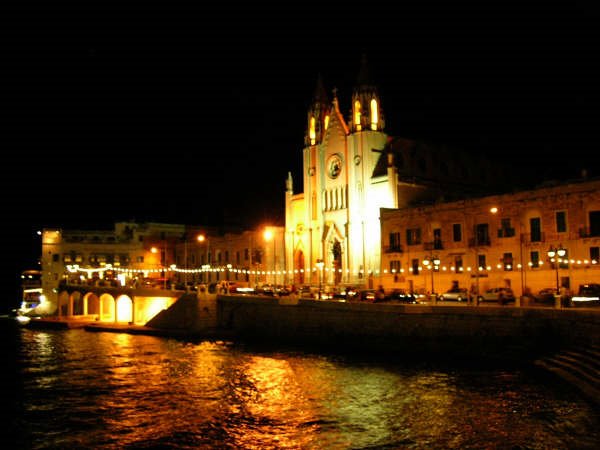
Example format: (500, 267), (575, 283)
(217, 296), (600, 359)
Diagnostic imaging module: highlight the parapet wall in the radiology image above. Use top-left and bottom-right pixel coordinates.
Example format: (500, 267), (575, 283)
(218, 296), (600, 359)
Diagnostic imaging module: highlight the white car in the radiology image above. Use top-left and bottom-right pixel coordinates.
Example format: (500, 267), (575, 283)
(477, 287), (515, 305)
(438, 288), (470, 302)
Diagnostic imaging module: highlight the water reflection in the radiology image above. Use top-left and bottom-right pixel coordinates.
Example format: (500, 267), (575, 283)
(2, 325), (599, 449)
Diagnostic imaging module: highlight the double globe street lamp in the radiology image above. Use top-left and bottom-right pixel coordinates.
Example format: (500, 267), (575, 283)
(547, 245), (567, 294)
(422, 255), (441, 300)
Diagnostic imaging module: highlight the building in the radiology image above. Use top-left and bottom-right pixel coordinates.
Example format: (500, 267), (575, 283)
(40, 221), (285, 314)
(380, 177), (600, 297)
(284, 55), (508, 290)
(171, 225), (285, 289)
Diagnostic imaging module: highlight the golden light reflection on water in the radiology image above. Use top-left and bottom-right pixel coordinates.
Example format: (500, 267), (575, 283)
(11, 329), (600, 450)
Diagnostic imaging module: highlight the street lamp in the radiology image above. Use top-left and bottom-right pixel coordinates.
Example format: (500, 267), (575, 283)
(547, 245), (567, 294)
(422, 255), (441, 298)
(316, 259), (324, 299)
(197, 234), (209, 284)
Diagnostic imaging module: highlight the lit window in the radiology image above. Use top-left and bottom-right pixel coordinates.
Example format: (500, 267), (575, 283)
(370, 98), (378, 130)
(324, 115), (329, 130)
(354, 100), (361, 130)
(309, 116), (316, 145)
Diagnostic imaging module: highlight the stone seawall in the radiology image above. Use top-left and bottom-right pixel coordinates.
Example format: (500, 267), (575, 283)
(218, 296), (600, 360)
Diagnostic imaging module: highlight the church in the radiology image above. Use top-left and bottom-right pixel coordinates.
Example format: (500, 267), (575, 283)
(284, 56), (509, 290)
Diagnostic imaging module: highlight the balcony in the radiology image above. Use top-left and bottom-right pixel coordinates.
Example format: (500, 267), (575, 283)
(520, 232), (546, 245)
(579, 227), (600, 238)
(468, 237), (491, 247)
(497, 228), (515, 238)
(384, 245), (404, 253)
(424, 241), (444, 251)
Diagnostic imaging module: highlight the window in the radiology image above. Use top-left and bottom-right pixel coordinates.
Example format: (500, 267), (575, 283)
(530, 251), (539, 268)
(503, 252), (513, 271)
(354, 100), (361, 129)
(433, 228), (442, 249)
(475, 223), (490, 246)
(590, 247), (599, 263)
(453, 223), (462, 242)
(412, 259), (419, 275)
(390, 260), (401, 273)
(477, 254), (486, 269)
(530, 217), (542, 242)
(136, 256), (144, 263)
(370, 98), (378, 130)
(589, 211), (600, 237)
(556, 211), (567, 233)
(406, 228), (422, 245)
(245, 248), (249, 260)
(498, 218), (515, 237)
(455, 256), (463, 272)
(389, 232), (401, 251)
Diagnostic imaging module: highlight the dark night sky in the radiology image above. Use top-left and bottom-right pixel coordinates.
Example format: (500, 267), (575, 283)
(3, 2), (600, 306)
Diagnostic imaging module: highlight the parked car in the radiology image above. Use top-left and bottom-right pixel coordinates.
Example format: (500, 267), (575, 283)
(477, 287), (515, 305)
(388, 289), (418, 304)
(571, 284), (600, 307)
(438, 287), (470, 302)
(531, 288), (557, 306)
(358, 289), (377, 302)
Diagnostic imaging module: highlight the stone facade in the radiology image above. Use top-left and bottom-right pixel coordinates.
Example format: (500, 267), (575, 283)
(380, 178), (600, 297)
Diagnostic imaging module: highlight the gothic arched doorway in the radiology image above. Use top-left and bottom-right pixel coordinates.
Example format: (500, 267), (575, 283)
(332, 241), (342, 285)
(295, 250), (305, 285)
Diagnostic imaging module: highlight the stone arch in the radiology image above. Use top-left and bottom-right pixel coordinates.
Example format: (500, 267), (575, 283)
(83, 292), (100, 317)
(99, 293), (116, 322)
(115, 295), (133, 323)
(57, 290), (70, 317)
(72, 291), (84, 316)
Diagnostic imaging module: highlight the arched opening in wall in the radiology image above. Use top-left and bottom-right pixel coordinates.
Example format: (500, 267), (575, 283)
(116, 295), (133, 323)
(72, 291), (83, 315)
(57, 291), (70, 317)
(84, 293), (100, 316)
(295, 250), (305, 285)
(99, 294), (115, 322)
(332, 241), (342, 285)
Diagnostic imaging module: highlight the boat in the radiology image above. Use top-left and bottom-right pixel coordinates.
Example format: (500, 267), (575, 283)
(18, 269), (43, 316)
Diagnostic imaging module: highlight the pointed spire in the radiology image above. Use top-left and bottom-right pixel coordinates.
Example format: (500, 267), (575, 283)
(313, 73), (329, 104)
(351, 53), (385, 133)
(355, 53), (372, 87)
(305, 74), (332, 147)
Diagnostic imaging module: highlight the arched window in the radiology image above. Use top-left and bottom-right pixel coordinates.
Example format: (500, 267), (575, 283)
(370, 98), (378, 130)
(309, 116), (316, 145)
(354, 100), (362, 130)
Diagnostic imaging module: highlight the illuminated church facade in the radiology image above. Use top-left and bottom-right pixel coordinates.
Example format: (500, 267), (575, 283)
(284, 56), (507, 289)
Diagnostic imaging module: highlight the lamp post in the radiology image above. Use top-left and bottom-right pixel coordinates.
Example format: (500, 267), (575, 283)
(151, 242), (168, 289)
(316, 259), (324, 299)
(547, 245), (567, 294)
(422, 255), (441, 299)
(197, 234), (209, 284)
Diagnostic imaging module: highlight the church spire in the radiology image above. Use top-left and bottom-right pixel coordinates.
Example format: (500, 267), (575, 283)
(305, 74), (331, 146)
(350, 54), (385, 133)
